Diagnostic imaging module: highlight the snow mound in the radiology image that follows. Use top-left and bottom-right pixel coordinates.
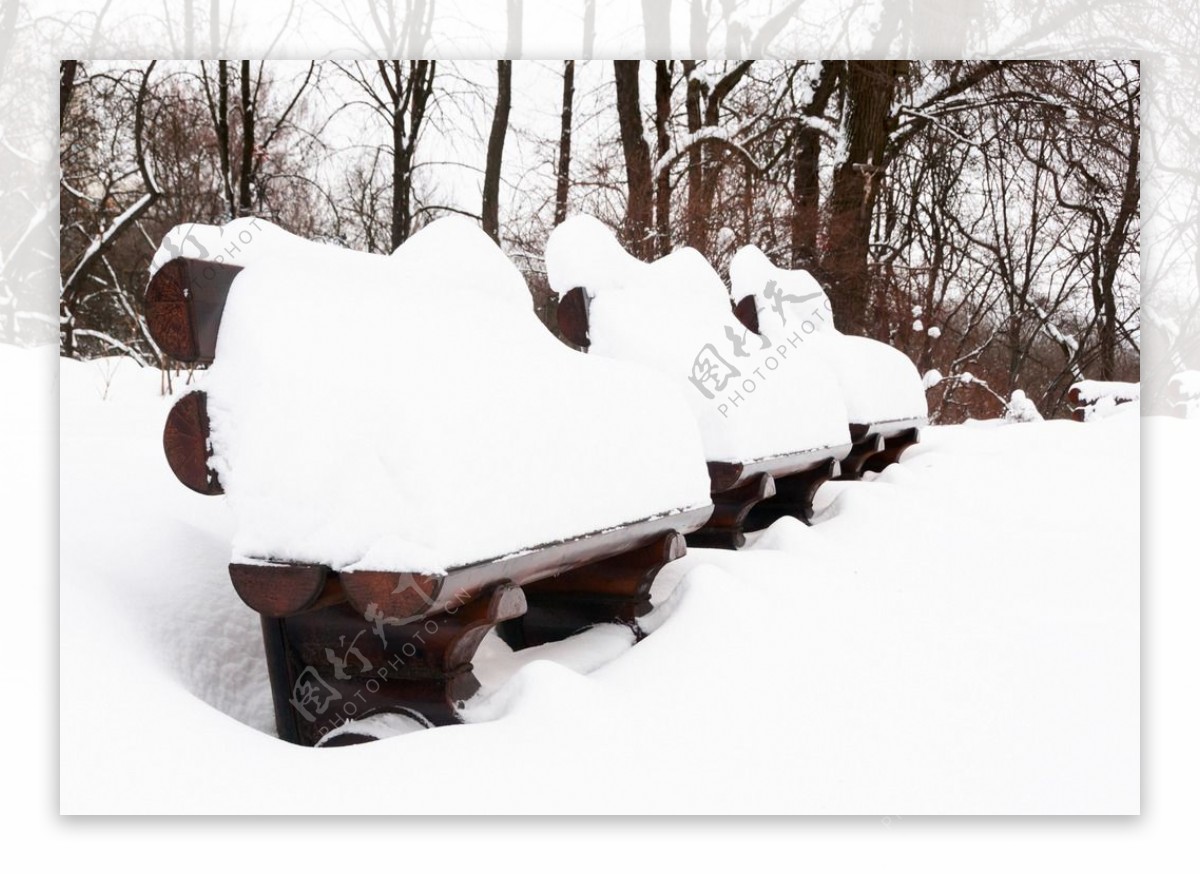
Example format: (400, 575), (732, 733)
(544, 215), (850, 463)
(196, 217), (711, 572)
(729, 245), (928, 425)
(1004, 389), (1044, 423)
(389, 214), (531, 309)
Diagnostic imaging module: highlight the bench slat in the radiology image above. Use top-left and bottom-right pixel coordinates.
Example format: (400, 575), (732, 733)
(707, 442), (854, 493)
(224, 509), (710, 623)
(340, 504), (712, 621)
(230, 561), (340, 617)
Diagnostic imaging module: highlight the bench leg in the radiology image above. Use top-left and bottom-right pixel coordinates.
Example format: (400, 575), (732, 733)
(496, 531), (686, 648)
(260, 583), (526, 746)
(744, 458), (841, 530)
(837, 433), (886, 481)
(862, 427), (921, 474)
(686, 472), (776, 550)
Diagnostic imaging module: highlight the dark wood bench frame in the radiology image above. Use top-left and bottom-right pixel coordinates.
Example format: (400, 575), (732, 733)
(148, 256), (711, 746)
(558, 287), (856, 549)
(1067, 383), (1138, 422)
(730, 293), (924, 482)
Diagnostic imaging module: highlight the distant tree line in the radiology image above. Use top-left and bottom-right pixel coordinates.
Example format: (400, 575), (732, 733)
(59, 58), (1139, 422)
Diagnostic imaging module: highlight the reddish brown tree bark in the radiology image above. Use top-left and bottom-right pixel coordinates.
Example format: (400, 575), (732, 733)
(482, 60), (512, 242)
(613, 60), (654, 259)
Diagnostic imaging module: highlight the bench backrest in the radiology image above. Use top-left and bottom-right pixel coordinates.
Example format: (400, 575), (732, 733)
(148, 217), (712, 580)
(545, 215), (850, 464)
(729, 245), (928, 426)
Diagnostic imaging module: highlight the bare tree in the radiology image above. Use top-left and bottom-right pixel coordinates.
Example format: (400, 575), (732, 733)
(60, 62), (159, 357)
(338, 60), (435, 250)
(790, 60), (840, 266)
(482, 60), (512, 242)
(554, 60), (575, 225)
(653, 59), (673, 256)
(613, 60), (654, 259)
(823, 60), (908, 337)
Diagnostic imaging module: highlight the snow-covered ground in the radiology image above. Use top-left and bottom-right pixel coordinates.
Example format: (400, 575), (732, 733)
(53, 351), (1140, 814)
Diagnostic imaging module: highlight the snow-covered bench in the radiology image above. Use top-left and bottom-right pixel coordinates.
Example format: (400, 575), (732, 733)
(546, 216), (853, 549)
(729, 247), (927, 478)
(1068, 380), (1139, 421)
(146, 217), (713, 746)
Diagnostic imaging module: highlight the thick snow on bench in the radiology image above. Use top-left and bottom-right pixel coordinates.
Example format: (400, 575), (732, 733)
(195, 217), (710, 572)
(545, 215), (850, 463)
(150, 217), (318, 275)
(729, 246), (928, 426)
(1071, 380), (1140, 405)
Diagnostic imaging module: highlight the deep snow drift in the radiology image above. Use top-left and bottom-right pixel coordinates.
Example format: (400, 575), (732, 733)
(59, 353), (1139, 814)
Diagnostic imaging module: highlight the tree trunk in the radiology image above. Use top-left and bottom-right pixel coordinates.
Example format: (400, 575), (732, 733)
(60, 60), (78, 126)
(653, 60), (673, 257)
(216, 60), (233, 218)
(1096, 77), (1140, 380)
(238, 59), (255, 217)
(482, 60), (512, 243)
(682, 60), (705, 251)
(822, 60), (905, 337)
(391, 83), (407, 251)
(613, 61), (654, 259)
(790, 61), (839, 266)
(697, 61), (753, 256)
(554, 60), (575, 225)
(388, 60), (434, 251)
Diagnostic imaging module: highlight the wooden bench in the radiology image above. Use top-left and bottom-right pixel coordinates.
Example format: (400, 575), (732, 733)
(557, 283), (851, 549)
(148, 251), (711, 746)
(727, 247), (926, 481)
(1067, 380), (1139, 422)
(730, 296), (924, 480)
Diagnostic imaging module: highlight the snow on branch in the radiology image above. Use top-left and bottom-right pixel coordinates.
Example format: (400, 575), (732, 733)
(61, 62), (160, 305)
(74, 329), (151, 367)
(61, 192), (154, 295)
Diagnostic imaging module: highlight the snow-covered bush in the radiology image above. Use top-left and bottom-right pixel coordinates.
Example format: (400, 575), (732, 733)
(1004, 390), (1043, 423)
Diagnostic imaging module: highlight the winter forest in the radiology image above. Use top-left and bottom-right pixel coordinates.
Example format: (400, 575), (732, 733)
(59, 57), (1140, 422)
